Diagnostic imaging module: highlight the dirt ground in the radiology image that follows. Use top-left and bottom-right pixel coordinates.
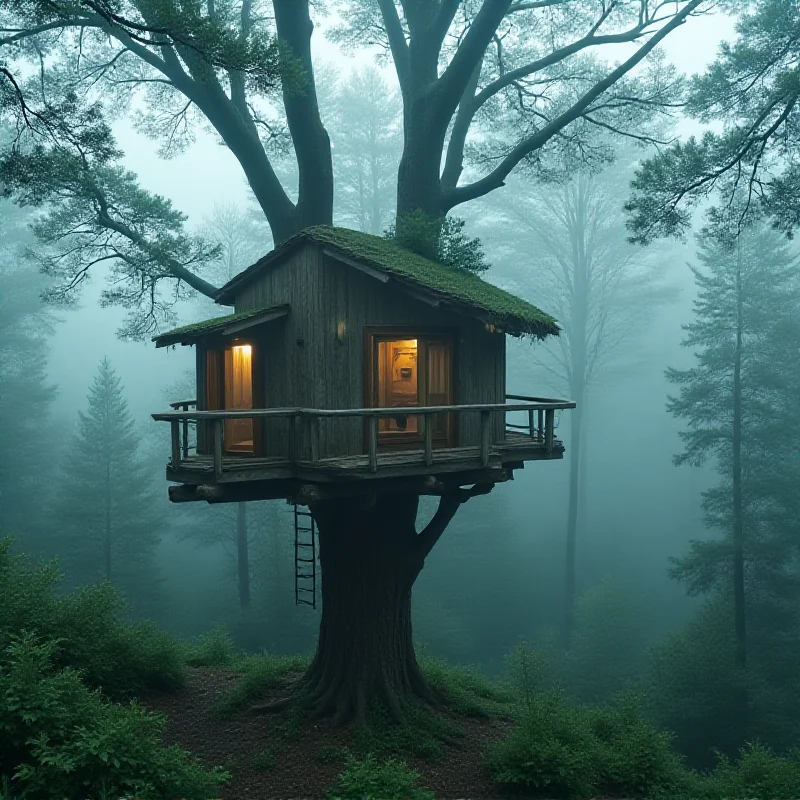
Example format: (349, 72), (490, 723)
(141, 667), (521, 800)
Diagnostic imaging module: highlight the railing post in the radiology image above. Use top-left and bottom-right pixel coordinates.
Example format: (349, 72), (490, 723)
(528, 408), (536, 441)
(170, 419), (181, 469)
(289, 413), (298, 463)
(545, 408), (555, 454)
(480, 409), (491, 467)
(213, 419), (224, 480)
(424, 412), (434, 466)
(181, 404), (189, 459)
(368, 415), (378, 473)
(310, 415), (320, 462)
(537, 409), (544, 442)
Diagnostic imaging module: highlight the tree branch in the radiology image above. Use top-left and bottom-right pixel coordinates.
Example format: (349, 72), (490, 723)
(415, 483), (495, 562)
(443, 0), (704, 210)
(376, 0), (411, 92)
(434, 0), (513, 121)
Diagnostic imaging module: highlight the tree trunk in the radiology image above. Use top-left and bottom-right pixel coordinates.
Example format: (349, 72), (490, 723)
(563, 400), (584, 647)
(236, 502), (251, 607)
(254, 487), (490, 725)
(298, 494), (433, 726)
(732, 248), (746, 668)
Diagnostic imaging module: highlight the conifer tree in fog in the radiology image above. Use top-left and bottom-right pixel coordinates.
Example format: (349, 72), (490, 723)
(54, 358), (162, 615)
(0, 187), (58, 550)
(667, 213), (800, 669)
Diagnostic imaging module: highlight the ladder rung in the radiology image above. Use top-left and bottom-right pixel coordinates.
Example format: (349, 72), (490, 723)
(296, 573), (315, 580)
(296, 586), (315, 592)
(296, 542), (314, 548)
(296, 557), (315, 563)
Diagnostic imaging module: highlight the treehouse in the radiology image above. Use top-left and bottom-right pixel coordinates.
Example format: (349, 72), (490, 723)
(151, 226), (575, 506)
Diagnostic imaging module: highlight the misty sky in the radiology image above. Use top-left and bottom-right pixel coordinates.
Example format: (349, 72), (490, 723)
(47, 8), (738, 426)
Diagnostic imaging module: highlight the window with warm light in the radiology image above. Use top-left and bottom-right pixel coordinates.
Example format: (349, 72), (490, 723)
(205, 343), (256, 454)
(370, 333), (454, 443)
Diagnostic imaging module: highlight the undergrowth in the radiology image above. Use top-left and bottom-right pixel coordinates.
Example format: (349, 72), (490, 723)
(325, 752), (435, 800)
(213, 652), (309, 716)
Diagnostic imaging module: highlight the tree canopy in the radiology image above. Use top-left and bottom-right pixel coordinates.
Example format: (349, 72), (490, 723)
(626, 0), (800, 243)
(1, 0), (708, 337)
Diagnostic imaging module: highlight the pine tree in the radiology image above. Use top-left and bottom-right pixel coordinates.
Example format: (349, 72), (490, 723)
(666, 214), (800, 669)
(54, 358), (162, 616)
(0, 197), (58, 550)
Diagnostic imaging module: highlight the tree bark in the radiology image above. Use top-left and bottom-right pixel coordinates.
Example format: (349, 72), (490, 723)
(236, 502), (251, 607)
(255, 487), (491, 725)
(563, 400), (583, 647)
(732, 245), (747, 668)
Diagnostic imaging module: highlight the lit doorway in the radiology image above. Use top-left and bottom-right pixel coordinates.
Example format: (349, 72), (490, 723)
(206, 343), (255, 453)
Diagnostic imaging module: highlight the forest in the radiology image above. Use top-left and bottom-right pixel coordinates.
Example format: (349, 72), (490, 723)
(1, 0), (799, 798)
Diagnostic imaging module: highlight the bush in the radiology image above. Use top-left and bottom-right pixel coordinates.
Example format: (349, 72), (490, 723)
(487, 690), (688, 800)
(183, 627), (238, 668)
(0, 540), (186, 699)
(325, 752), (435, 800)
(0, 633), (228, 799)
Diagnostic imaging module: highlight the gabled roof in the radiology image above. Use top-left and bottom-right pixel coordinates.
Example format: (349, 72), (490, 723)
(215, 226), (559, 339)
(153, 304), (289, 348)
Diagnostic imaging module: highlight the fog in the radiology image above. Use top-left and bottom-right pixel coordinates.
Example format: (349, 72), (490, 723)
(3, 2), (799, 793)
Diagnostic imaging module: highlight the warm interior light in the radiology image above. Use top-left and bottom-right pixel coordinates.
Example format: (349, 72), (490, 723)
(233, 344), (252, 357)
(336, 320), (346, 341)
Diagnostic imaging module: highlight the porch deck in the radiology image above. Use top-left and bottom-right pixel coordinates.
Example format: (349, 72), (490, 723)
(152, 396), (574, 503)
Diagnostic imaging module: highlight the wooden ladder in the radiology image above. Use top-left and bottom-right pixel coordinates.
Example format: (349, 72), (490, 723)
(293, 505), (317, 608)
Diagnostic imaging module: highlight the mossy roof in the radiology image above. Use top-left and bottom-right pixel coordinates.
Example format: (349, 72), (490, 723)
(215, 226), (559, 338)
(152, 306), (286, 348)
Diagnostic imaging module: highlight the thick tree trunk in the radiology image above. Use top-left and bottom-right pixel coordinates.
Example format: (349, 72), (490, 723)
(255, 486), (491, 725)
(236, 502), (251, 607)
(300, 494), (436, 726)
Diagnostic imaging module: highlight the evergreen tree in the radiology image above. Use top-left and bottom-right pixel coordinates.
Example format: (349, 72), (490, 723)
(666, 214), (800, 669)
(53, 358), (162, 617)
(0, 196), (58, 550)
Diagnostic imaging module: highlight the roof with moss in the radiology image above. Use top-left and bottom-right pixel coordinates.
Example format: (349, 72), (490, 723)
(214, 226), (559, 338)
(152, 305), (289, 348)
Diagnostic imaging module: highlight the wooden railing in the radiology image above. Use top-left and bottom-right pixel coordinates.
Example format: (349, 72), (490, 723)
(152, 395), (575, 478)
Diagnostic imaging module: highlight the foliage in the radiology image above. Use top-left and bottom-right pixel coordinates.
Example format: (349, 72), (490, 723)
(51, 358), (164, 617)
(0, 632), (228, 800)
(645, 595), (800, 768)
(182, 627), (237, 668)
(665, 217), (800, 666)
(325, 752), (435, 800)
(213, 652), (309, 716)
(387, 210), (490, 274)
(0, 538), (186, 700)
(626, 0), (800, 243)
(486, 689), (688, 800)
(250, 746), (278, 772)
(419, 654), (515, 718)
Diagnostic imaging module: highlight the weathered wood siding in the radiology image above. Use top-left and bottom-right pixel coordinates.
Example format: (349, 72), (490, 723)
(233, 243), (506, 459)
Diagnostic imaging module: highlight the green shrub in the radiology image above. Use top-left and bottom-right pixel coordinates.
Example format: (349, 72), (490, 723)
(183, 627), (238, 668)
(486, 690), (601, 799)
(487, 690), (691, 800)
(213, 652), (308, 716)
(0, 633), (227, 799)
(0, 540), (186, 699)
(693, 743), (800, 800)
(325, 752), (435, 800)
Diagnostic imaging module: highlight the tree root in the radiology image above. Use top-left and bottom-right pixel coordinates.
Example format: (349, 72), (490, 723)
(250, 696), (295, 714)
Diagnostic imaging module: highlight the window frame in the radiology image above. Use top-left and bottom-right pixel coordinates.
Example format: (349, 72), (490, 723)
(199, 336), (264, 457)
(363, 326), (458, 449)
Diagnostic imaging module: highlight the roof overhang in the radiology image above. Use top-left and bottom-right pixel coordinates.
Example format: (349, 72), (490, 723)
(153, 304), (290, 348)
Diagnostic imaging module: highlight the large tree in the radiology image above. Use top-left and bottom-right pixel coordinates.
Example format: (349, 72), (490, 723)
(1, 0), (704, 335)
(626, 0), (800, 243)
(666, 212), (800, 669)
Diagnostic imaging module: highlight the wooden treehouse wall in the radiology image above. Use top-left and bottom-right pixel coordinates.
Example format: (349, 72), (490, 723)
(230, 241), (506, 459)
